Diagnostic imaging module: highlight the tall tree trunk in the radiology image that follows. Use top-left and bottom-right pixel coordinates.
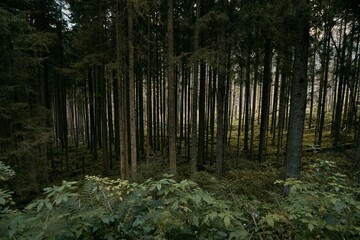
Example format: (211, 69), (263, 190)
(216, 0), (227, 178)
(285, 0), (309, 195)
(259, 37), (272, 162)
(107, 72), (114, 169)
(333, 19), (348, 146)
(308, 40), (316, 129)
(271, 56), (280, 145)
(146, 11), (153, 162)
(198, 61), (206, 169)
(243, 40), (251, 152)
(209, 67), (216, 163)
(136, 65), (144, 161)
(128, 5), (137, 180)
(88, 68), (97, 161)
(250, 36), (260, 160)
(167, 0), (177, 173)
(100, 66), (109, 174)
(116, 0), (128, 179)
(317, 27), (331, 146)
(190, 0), (200, 175)
(236, 68), (243, 156)
(113, 71), (120, 167)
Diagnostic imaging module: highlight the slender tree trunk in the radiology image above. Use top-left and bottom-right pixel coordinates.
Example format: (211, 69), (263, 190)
(236, 68), (243, 156)
(271, 56), (280, 145)
(333, 20), (348, 146)
(250, 37), (259, 160)
(113, 71), (120, 166)
(243, 40), (251, 152)
(216, 0), (227, 178)
(128, 5), (137, 180)
(198, 61), (206, 169)
(209, 67), (216, 163)
(88, 68), (96, 161)
(100, 66), (109, 174)
(259, 37), (272, 162)
(146, 13), (153, 162)
(168, 0), (177, 173)
(308, 40), (316, 129)
(116, 0), (128, 179)
(317, 28), (331, 146)
(107, 72), (114, 169)
(190, 0), (200, 175)
(347, 33), (360, 131)
(136, 65), (144, 161)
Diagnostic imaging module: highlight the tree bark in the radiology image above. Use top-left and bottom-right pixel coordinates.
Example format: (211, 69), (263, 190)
(167, 0), (177, 174)
(128, 5), (137, 180)
(285, 0), (309, 195)
(259, 37), (272, 162)
(216, 0), (227, 178)
(190, 0), (200, 175)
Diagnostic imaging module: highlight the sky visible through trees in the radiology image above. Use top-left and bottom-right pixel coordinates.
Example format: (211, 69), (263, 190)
(0, 0), (360, 204)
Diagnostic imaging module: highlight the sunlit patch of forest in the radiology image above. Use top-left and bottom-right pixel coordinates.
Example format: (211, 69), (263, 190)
(1, 0), (360, 239)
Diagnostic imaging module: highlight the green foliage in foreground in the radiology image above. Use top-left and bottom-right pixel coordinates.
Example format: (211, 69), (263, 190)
(0, 161), (15, 214)
(1, 160), (360, 239)
(1, 173), (248, 240)
(264, 160), (360, 239)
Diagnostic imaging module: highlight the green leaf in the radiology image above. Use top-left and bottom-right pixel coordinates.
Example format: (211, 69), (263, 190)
(266, 217), (274, 227)
(55, 196), (62, 205)
(171, 200), (179, 211)
(308, 223), (314, 232)
(224, 215), (231, 227)
(37, 202), (44, 212)
(217, 231), (227, 237)
(334, 201), (346, 213)
(192, 216), (199, 227)
(45, 201), (53, 210)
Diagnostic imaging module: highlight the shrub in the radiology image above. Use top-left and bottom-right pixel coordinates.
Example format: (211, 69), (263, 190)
(261, 160), (360, 239)
(4, 174), (248, 240)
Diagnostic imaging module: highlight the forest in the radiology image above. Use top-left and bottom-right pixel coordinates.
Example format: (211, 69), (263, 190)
(1, 0), (360, 239)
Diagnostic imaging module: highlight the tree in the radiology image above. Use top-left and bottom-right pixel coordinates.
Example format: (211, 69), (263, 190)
(128, 3), (137, 180)
(167, 0), (177, 174)
(216, 0), (228, 178)
(285, 0), (310, 194)
(259, 37), (272, 162)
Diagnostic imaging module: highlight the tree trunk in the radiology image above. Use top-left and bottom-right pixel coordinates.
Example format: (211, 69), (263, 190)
(167, 0), (177, 174)
(259, 37), (272, 162)
(243, 40), (251, 152)
(190, 0), (200, 175)
(316, 27), (331, 146)
(285, 0), (309, 195)
(271, 56), (280, 145)
(198, 61), (206, 169)
(216, 0), (227, 178)
(333, 19), (348, 146)
(128, 5), (137, 180)
(236, 67), (243, 156)
(116, 0), (128, 179)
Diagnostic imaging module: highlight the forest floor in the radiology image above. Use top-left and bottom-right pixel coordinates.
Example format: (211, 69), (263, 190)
(9, 129), (358, 207)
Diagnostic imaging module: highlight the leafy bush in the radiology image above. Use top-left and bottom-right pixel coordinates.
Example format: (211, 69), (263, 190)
(1, 159), (360, 239)
(0, 161), (16, 240)
(3, 174), (248, 240)
(0, 161), (15, 212)
(260, 160), (360, 239)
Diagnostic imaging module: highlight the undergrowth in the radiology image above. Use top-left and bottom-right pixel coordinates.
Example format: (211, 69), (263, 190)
(1, 155), (360, 239)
